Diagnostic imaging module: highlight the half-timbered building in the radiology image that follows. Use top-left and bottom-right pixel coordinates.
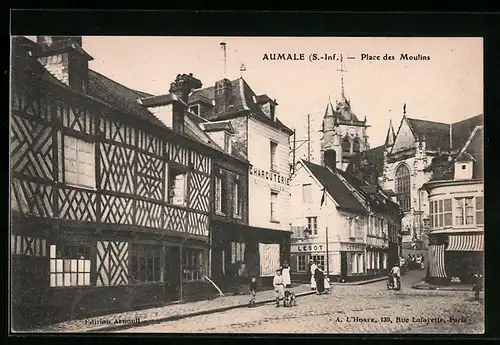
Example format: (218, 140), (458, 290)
(10, 36), (242, 329)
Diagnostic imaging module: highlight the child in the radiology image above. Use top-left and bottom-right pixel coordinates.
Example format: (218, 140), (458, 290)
(324, 276), (331, 293)
(273, 269), (284, 307)
(249, 276), (257, 307)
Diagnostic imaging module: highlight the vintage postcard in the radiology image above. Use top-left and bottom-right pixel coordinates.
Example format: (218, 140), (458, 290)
(10, 36), (483, 334)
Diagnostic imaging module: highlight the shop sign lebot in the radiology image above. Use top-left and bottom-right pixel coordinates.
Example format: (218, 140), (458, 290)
(292, 244), (324, 252)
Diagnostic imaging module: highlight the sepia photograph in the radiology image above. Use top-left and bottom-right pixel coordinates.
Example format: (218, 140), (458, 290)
(10, 35), (484, 334)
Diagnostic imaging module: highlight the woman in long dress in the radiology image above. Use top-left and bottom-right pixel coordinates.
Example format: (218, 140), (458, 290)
(315, 266), (325, 294)
(281, 262), (291, 288)
(310, 261), (318, 290)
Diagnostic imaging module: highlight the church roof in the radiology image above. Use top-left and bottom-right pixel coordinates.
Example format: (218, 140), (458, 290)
(346, 145), (385, 177)
(406, 118), (450, 150)
(335, 98), (361, 122)
(188, 77), (293, 135)
(404, 114), (483, 151)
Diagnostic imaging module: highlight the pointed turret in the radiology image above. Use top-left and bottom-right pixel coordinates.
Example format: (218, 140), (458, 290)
(385, 119), (396, 147)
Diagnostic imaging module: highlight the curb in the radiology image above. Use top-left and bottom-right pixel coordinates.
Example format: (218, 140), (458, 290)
(412, 285), (474, 292)
(331, 276), (387, 286)
(86, 290), (317, 333)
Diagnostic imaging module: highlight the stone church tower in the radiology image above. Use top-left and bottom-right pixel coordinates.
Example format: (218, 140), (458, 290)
(319, 66), (369, 171)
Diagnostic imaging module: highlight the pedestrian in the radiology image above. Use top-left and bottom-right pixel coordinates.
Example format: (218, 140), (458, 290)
(281, 262), (291, 288)
(273, 269), (285, 307)
(389, 263), (401, 290)
(324, 276), (331, 293)
(315, 266), (326, 295)
(472, 272), (483, 301)
(310, 261), (318, 290)
(248, 276), (257, 307)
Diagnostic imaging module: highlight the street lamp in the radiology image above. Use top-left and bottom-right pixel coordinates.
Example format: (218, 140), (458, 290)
(304, 227), (312, 238)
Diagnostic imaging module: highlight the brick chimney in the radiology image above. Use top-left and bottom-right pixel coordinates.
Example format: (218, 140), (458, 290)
(36, 36), (93, 93)
(324, 149), (337, 172)
(214, 78), (233, 113)
(169, 73), (202, 103)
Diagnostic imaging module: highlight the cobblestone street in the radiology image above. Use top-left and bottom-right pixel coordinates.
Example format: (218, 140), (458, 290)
(119, 271), (484, 334)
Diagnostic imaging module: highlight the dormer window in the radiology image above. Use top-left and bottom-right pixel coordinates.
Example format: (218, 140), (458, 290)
(224, 132), (231, 153)
(454, 152), (474, 180)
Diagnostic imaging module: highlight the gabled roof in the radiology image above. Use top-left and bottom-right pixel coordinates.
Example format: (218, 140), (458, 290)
(188, 77), (293, 135)
(455, 151), (476, 163)
(301, 160), (367, 213)
(88, 69), (166, 128)
(406, 118), (450, 150)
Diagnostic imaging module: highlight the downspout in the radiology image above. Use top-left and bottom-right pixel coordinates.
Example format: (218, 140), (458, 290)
(179, 237), (188, 301)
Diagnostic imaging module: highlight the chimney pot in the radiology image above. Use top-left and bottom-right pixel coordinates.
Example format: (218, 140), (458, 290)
(169, 73), (203, 102)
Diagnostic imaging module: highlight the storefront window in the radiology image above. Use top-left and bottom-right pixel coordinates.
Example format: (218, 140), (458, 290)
(351, 253), (357, 273)
(182, 248), (204, 281)
(50, 244), (91, 287)
(130, 244), (162, 283)
(297, 255), (307, 272)
(310, 255), (325, 269)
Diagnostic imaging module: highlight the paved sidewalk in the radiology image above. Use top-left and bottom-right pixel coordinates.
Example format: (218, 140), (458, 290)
(29, 283), (314, 333)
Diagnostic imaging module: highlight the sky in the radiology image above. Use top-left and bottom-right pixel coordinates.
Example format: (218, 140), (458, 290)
(26, 36), (483, 163)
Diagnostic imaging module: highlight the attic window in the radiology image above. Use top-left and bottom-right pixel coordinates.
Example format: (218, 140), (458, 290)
(462, 165), (466, 170)
(224, 133), (231, 153)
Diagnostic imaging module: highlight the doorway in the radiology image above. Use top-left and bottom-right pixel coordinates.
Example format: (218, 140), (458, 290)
(165, 247), (181, 302)
(340, 252), (348, 280)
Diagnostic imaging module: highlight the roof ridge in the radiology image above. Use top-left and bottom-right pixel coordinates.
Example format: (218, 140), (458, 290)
(89, 69), (153, 98)
(407, 117), (449, 126)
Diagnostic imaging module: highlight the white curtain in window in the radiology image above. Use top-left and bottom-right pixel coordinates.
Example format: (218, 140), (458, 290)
(173, 174), (185, 205)
(259, 243), (280, 277)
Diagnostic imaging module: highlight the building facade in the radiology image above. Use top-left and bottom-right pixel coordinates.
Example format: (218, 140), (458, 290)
(10, 37), (234, 329)
(188, 78), (294, 286)
(348, 106), (483, 251)
(423, 126), (484, 284)
(289, 150), (400, 283)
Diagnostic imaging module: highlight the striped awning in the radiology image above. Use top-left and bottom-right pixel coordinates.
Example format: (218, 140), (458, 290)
(429, 244), (447, 278)
(446, 233), (484, 252)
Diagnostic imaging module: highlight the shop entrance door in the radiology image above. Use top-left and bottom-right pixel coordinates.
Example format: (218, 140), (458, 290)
(165, 247), (181, 302)
(340, 252), (348, 279)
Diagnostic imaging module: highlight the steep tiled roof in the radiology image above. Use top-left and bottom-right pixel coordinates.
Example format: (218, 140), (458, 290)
(88, 70), (166, 128)
(335, 98), (360, 122)
(451, 114), (483, 150)
(336, 169), (399, 214)
(346, 145), (385, 177)
(188, 77), (293, 135)
(302, 160), (367, 213)
(427, 126), (483, 181)
(407, 118), (450, 150)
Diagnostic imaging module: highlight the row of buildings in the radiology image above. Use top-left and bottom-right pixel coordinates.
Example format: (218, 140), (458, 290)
(10, 36), (482, 329)
(317, 80), (484, 285)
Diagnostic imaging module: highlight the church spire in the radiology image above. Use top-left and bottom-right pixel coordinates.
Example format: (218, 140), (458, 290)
(385, 119), (396, 147)
(337, 63), (347, 101)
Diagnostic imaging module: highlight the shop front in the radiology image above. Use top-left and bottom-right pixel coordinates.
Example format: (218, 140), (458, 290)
(339, 242), (368, 282)
(210, 220), (290, 292)
(365, 245), (389, 278)
(290, 242), (329, 282)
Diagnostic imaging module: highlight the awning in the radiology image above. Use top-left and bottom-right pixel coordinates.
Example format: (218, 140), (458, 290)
(429, 244), (447, 278)
(446, 233), (484, 252)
